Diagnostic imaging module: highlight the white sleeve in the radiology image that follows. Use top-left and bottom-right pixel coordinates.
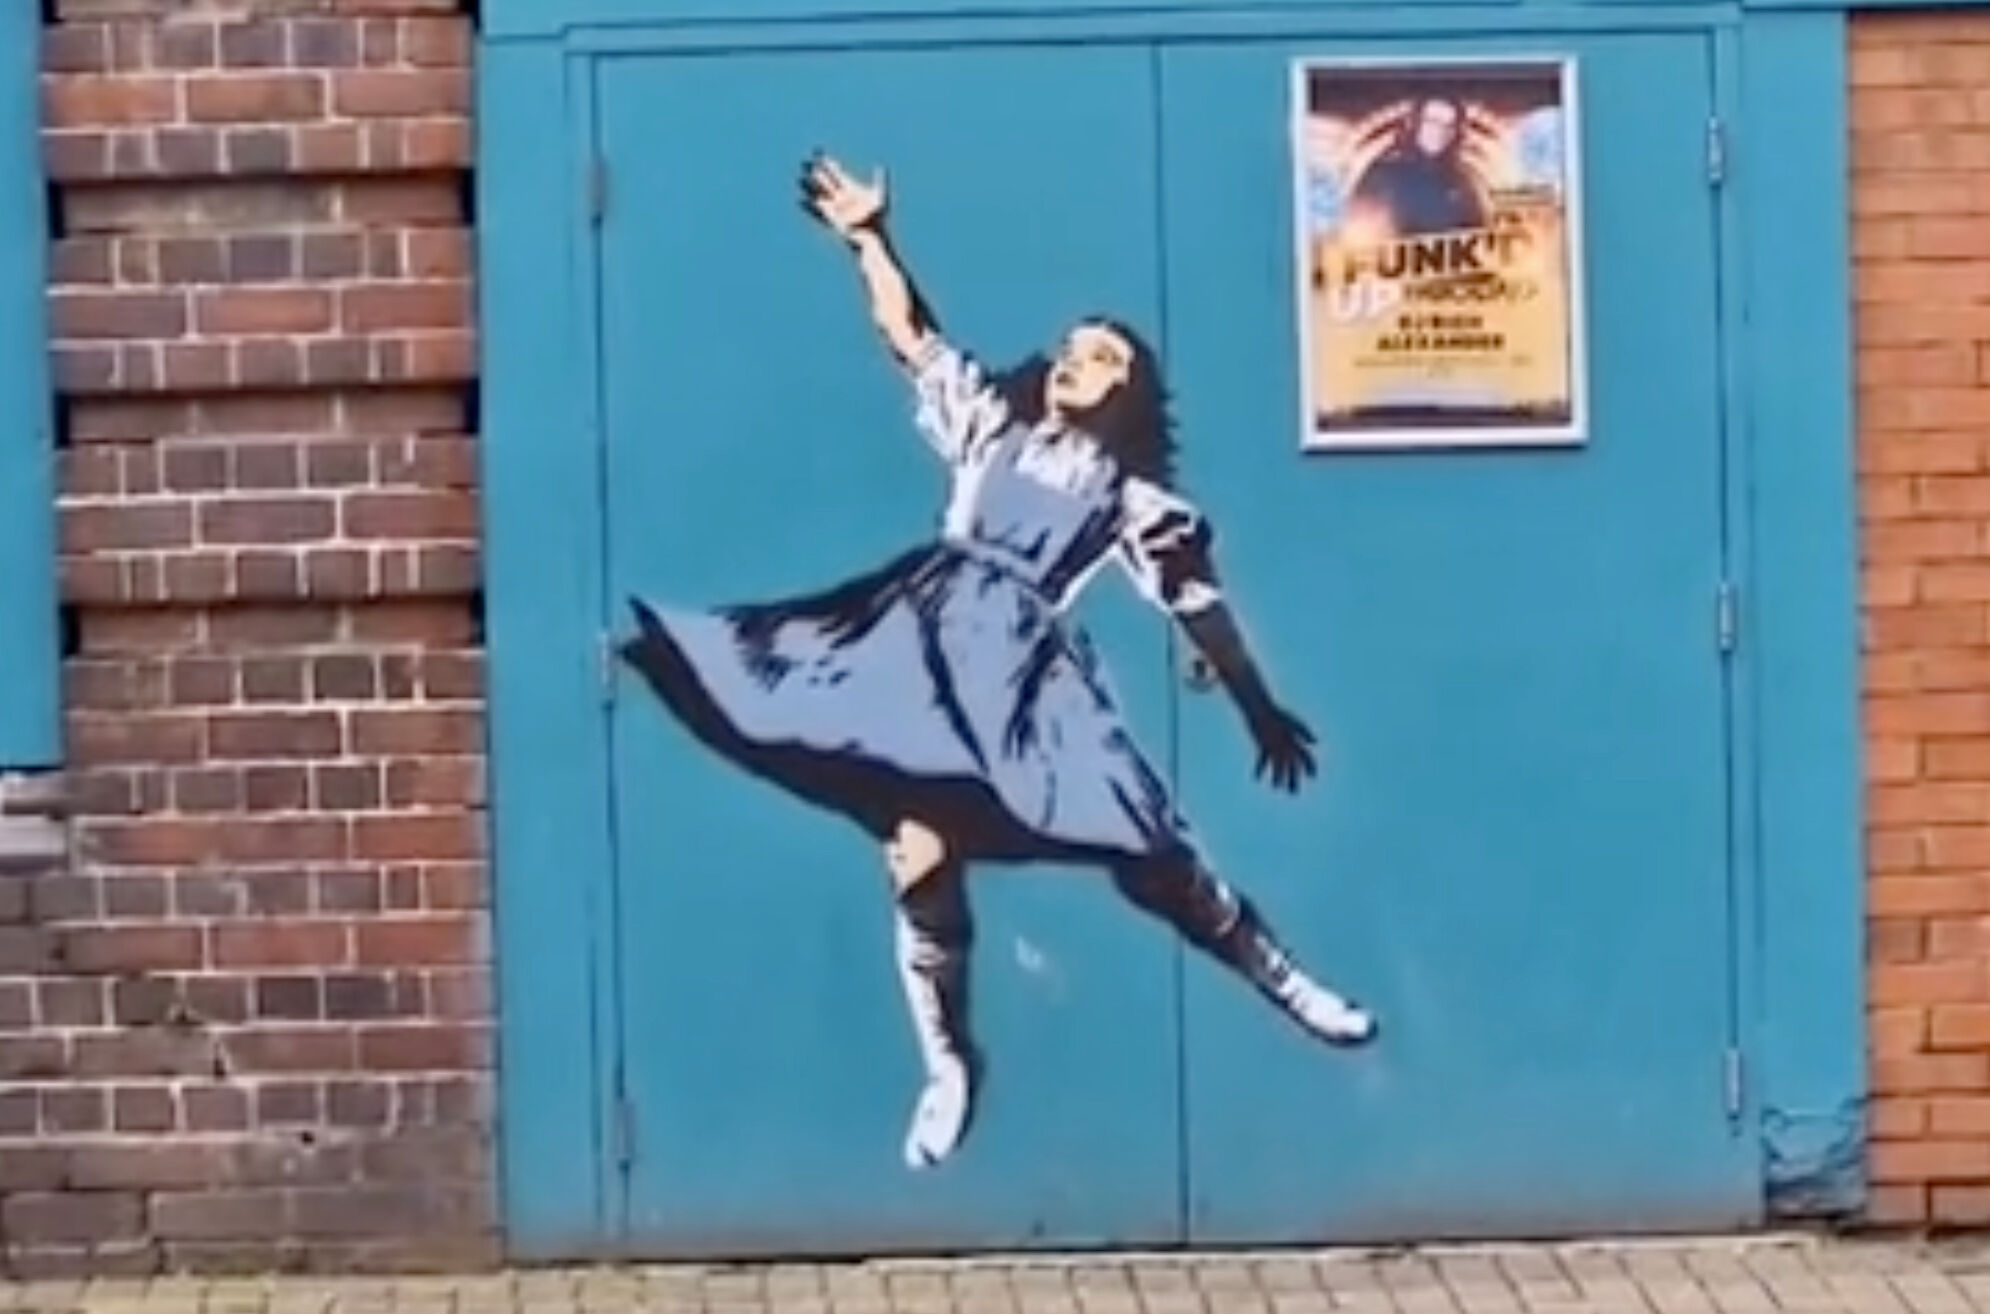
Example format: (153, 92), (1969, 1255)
(1116, 478), (1223, 617)
(909, 336), (1011, 464)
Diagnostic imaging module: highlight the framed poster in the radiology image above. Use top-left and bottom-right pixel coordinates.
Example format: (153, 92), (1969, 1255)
(1292, 56), (1588, 450)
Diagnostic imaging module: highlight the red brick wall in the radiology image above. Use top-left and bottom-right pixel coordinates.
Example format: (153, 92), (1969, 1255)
(1853, 9), (1990, 1230)
(5, 0), (493, 1274)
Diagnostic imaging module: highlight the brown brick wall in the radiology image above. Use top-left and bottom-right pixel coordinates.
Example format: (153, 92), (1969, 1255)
(2, 0), (494, 1275)
(1853, 9), (1990, 1230)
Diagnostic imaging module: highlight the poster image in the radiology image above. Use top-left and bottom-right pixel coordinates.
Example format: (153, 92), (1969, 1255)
(1294, 56), (1588, 449)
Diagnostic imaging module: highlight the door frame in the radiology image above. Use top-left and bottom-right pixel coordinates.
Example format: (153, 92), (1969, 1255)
(476, 8), (1864, 1259)
(0, 1), (60, 769)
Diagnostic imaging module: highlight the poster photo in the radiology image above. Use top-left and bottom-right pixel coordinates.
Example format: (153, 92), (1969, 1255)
(1293, 56), (1588, 450)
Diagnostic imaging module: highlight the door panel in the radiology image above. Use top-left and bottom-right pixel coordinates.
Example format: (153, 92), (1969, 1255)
(1159, 34), (1756, 1238)
(596, 46), (1184, 1254)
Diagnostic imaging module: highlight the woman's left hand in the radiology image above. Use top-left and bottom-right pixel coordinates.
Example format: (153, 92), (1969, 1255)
(1247, 704), (1318, 793)
(800, 152), (888, 238)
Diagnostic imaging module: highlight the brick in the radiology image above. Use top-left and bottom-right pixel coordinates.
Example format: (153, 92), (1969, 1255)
(349, 709), (480, 756)
(1876, 1052), (1990, 1093)
(1870, 875), (1988, 916)
(352, 814), (482, 862)
(44, 75), (179, 127)
(1931, 1185), (1990, 1224)
(222, 1027), (356, 1073)
(1871, 1094), (1928, 1136)
(60, 926), (202, 973)
(32, 1), (490, 1275)
(37, 977), (105, 1026)
(1865, 692), (1990, 734)
(0, 1148), (69, 1192)
(256, 1080), (323, 1124)
(1868, 1184), (1932, 1225)
(1872, 782), (1990, 825)
(1914, 651), (1990, 692)
(1872, 1138), (1990, 1182)
(43, 1087), (108, 1133)
(211, 921), (349, 968)
(358, 1022), (484, 1071)
(1932, 1002), (1990, 1048)
(194, 288), (335, 336)
(52, 290), (188, 341)
(182, 1084), (252, 1133)
(186, 73), (326, 123)
(208, 711), (342, 759)
(356, 917), (478, 967)
(1930, 916), (1990, 958)
(332, 70), (469, 117)
(4, 1192), (145, 1244)
(1923, 827), (1990, 871)
(255, 974), (324, 1020)
(1930, 1094), (1990, 1136)
(149, 1190), (290, 1242)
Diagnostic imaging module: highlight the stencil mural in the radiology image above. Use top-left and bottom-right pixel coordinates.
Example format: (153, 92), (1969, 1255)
(617, 153), (1378, 1171)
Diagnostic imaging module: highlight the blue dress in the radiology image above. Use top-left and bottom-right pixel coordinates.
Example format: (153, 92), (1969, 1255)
(620, 337), (1224, 866)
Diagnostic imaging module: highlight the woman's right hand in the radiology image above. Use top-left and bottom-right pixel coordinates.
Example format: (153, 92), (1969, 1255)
(800, 152), (888, 238)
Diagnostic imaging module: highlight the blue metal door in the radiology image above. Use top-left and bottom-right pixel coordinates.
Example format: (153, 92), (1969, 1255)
(1159, 32), (1758, 1239)
(595, 47), (1188, 1254)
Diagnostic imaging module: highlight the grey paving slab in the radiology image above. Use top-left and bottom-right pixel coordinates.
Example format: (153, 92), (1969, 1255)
(16, 1237), (1990, 1314)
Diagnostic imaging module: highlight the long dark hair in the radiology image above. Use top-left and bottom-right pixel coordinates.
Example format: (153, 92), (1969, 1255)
(1397, 96), (1468, 160)
(990, 317), (1179, 487)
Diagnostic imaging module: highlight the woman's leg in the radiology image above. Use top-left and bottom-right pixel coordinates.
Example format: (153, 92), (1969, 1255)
(886, 819), (983, 1169)
(1110, 851), (1376, 1045)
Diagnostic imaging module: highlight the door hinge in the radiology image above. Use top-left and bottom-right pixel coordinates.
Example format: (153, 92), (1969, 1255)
(1723, 1047), (1745, 1121)
(599, 630), (620, 706)
(612, 1089), (638, 1171)
(1705, 117), (1727, 189)
(588, 156), (610, 224)
(1716, 580), (1738, 655)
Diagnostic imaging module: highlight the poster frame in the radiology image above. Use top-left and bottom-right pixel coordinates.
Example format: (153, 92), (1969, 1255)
(1289, 52), (1592, 452)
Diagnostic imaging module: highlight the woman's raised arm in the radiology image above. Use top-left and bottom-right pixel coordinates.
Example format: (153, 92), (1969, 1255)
(801, 153), (937, 367)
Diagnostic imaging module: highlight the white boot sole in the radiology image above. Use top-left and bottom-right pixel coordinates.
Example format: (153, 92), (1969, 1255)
(903, 1063), (974, 1169)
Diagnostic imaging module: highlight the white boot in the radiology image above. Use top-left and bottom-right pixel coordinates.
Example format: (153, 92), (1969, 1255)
(903, 1052), (975, 1169)
(895, 906), (980, 1170)
(1275, 971), (1378, 1045)
(1220, 897), (1378, 1047)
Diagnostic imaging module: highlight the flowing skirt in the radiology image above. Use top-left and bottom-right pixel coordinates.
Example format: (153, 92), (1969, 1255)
(618, 543), (1193, 863)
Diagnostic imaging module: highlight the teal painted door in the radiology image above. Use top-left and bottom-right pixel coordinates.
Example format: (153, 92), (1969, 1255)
(592, 29), (1751, 1255)
(1160, 33), (1758, 1238)
(596, 47), (1187, 1253)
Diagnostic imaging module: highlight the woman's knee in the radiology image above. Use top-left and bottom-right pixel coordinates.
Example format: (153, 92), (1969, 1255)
(885, 818), (953, 895)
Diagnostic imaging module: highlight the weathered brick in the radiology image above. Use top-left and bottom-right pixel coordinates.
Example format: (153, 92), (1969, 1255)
(3, 1191), (145, 1244)
(149, 1189), (291, 1242)
(31, 0), (492, 1278)
(1856, 11), (1990, 1228)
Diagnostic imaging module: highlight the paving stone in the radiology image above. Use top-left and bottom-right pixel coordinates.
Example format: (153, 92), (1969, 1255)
(12, 1238), (1983, 1314)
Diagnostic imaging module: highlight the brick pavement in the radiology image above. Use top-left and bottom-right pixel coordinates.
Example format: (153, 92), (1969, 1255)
(7, 1236), (1990, 1314)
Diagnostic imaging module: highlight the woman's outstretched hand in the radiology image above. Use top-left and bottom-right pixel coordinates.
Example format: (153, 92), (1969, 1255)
(1246, 703), (1318, 793)
(800, 152), (887, 239)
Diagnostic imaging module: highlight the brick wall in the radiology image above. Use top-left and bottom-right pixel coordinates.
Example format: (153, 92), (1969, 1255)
(4, 0), (494, 1274)
(1853, 9), (1990, 1231)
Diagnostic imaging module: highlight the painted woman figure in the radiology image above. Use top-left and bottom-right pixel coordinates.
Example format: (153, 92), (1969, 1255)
(619, 154), (1378, 1171)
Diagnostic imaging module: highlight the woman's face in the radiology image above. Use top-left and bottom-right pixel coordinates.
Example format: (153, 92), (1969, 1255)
(1413, 99), (1461, 157)
(1047, 323), (1133, 416)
